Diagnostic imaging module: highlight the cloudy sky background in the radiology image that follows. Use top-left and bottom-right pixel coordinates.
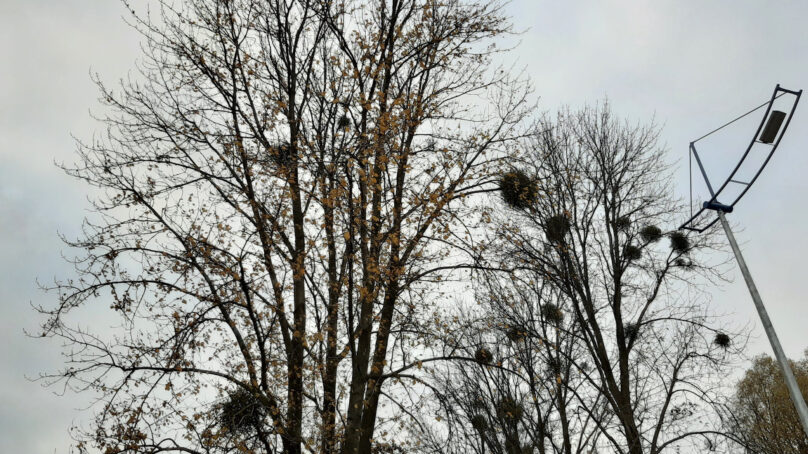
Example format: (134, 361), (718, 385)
(2, 1), (808, 452)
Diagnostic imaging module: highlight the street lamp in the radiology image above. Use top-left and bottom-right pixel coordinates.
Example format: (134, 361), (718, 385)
(680, 84), (808, 438)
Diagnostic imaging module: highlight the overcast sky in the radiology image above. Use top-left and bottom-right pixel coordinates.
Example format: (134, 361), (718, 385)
(2, 1), (808, 452)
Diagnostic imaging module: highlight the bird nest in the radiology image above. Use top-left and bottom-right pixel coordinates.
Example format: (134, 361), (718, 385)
(545, 214), (571, 243)
(505, 324), (528, 342)
(496, 397), (524, 423)
(669, 231), (690, 254)
(547, 357), (562, 374)
(269, 142), (293, 167)
(639, 225), (662, 243)
(470, 414), (488, 432)
(541, 303), (564, 325)
(475, 347), (493, 365)
(499, 170), (538, 210)
(713, 332), (731, 349)
(218, 387), (265, 435)
(675, 258), (693, 268)
(337, 115), (351, 130)
(624, 323), (640, 341)
(623, 244), (642, 262)
(615, 216), (631, 231)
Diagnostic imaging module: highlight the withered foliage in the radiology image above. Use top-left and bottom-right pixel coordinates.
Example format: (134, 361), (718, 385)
(39, 1), (530, 453)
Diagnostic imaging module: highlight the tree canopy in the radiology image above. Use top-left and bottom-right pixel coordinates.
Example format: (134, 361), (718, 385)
(418, 105), (742, 454)
(40, 0), (531, 453)
(726, 352), (808, 454)
(38, 1), (757, 454)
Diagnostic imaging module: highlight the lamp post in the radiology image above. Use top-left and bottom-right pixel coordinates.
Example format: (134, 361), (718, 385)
(681, 84), (808, 438)
(716, 211), (808, 436)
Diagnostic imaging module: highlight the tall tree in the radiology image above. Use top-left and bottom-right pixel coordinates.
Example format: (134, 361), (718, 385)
(38, 1), (530, 453)
(424, 278), (606, 454)
(421, 104), (744, 454)
(725, 352), (808, 454)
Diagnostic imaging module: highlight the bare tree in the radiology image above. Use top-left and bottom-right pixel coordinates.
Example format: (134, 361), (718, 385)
(38, 1), (531, 453)
(422, 273), (607, 454)
(421, 104), (745, 454)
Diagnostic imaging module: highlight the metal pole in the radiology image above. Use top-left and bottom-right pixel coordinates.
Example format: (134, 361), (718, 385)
(717, 211), (808, 436)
